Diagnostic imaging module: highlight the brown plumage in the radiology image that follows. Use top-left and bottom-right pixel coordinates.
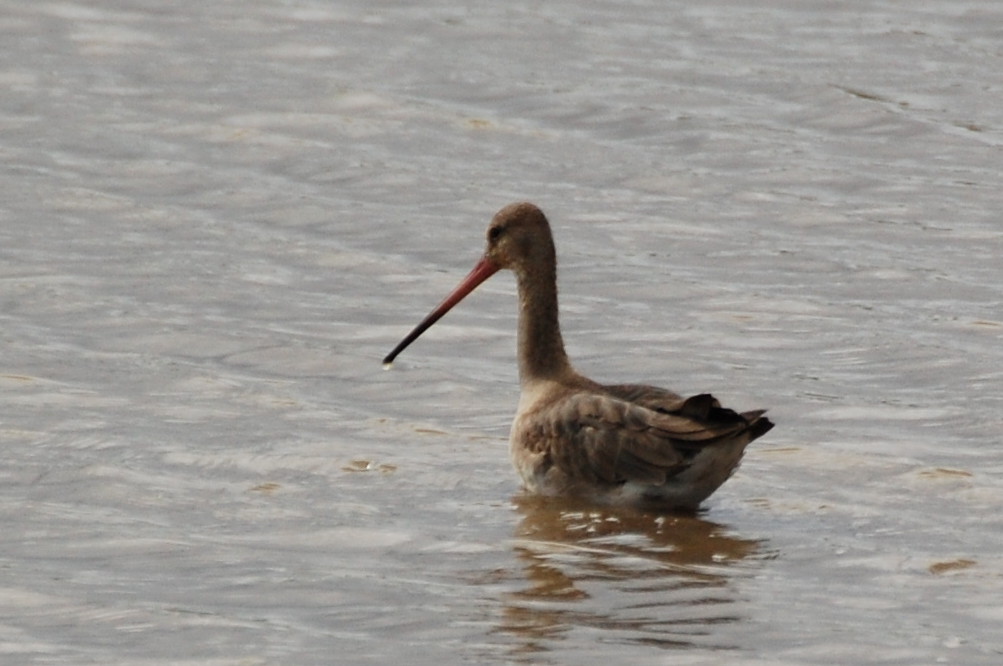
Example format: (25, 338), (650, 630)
(384, 202), (773, 511)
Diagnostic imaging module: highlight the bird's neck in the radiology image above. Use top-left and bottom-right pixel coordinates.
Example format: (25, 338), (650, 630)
(515, 262), (573, 385)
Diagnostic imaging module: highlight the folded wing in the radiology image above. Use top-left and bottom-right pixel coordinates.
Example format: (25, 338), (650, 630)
(536, 389), (769, 488)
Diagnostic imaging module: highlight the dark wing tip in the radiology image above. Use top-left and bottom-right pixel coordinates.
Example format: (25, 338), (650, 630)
(744, 413), (774, 441)
(683, 397), (775, 442)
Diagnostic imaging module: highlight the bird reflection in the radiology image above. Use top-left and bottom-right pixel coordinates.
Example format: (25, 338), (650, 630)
(497, 494), (766, 654)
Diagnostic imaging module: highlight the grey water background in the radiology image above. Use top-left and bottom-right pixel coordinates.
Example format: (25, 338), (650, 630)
(3, 1), (1002, 664)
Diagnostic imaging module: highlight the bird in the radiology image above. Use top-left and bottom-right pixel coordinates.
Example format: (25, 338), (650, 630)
(383, 202), (773, 511)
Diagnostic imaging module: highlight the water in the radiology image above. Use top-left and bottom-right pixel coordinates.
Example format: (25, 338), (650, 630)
(3, 1), (1002, 663)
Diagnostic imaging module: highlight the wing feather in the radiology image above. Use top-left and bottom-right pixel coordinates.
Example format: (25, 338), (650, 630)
(536, 390), (762, 487)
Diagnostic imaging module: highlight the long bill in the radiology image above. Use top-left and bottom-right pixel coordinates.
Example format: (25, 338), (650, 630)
(382, 256), (501, 366)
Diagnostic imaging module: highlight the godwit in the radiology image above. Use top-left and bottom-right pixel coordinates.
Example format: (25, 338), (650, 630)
(383, 202), (773, 511)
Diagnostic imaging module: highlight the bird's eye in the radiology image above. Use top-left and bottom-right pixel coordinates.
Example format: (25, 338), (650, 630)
(488, 226), (504, 242)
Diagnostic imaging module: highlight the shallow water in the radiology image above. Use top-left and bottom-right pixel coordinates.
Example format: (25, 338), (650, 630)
(3, 1), (1002, 663)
